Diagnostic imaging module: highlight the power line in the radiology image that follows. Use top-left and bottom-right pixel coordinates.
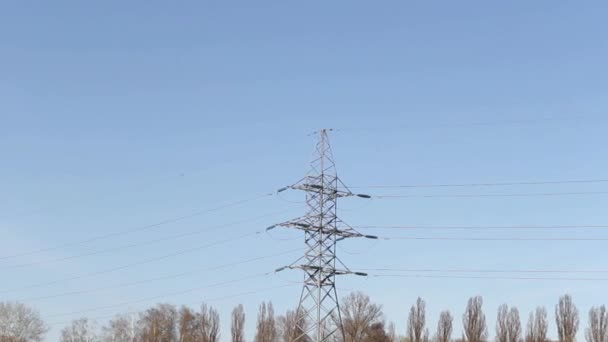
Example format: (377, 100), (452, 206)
(373, 191), (608, 199)
(355, 225), (608, 230)
(17, 248), (302, 302)
(381, 236), (608, 241)
(46, 273), (270, 319)
(371, 274), (608, 281)
(0, 231), (261, 294)
(0, 163), (232, 222)
(44, 272), (284, 319)
(345, 116), (606, 133)
(0, 192), (274, 261)
(0, 210), (289, 270)
(46, 283), (298, 328)
(348, 178), (608, 189)
(361, 267), (608, 274)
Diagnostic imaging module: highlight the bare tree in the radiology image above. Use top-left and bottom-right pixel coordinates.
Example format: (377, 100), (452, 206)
(197, 304), (220, 342)
(60, 318), (98, 342)
(497, 305), (509, 342)
(525, 307), (548, 342)
(0, 302), (48, 342)
(340, 292), (384, 342)
(102, 314), (135, 342)
(178, 307), (197, 342)
(463, 296), (487, 342)
(387, 322), (397, 342)
(278, 310), (295, 342)
(437, 311), (453, 342)
(174, 304), (219, 342)
(585, 306), (608, 342)
(255, 302), (277, 342)
(364, 323), (391, 342)
(408, 298), (428, 342)
(279, 308), (309, 342)
(138, 304), (177, 342)
(231, 305), (246, 342)
(497, 305), (521, 342)
(556, 295), (579, 342)
(526, 312), (534, 342)
(507, 308), (522, 342)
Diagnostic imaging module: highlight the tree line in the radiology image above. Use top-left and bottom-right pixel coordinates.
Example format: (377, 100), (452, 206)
(0, 293), (606, 342)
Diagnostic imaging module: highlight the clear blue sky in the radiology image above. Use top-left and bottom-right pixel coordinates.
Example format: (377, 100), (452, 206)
(1, 1), (607, 341)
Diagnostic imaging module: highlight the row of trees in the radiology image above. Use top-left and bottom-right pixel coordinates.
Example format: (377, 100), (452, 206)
(1, 293), (606, 342)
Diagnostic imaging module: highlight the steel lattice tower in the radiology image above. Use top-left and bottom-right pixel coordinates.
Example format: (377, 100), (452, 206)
(269, 129), (376, 342)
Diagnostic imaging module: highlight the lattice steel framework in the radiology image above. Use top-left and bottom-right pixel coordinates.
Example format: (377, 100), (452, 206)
(269, 129), (375, 342)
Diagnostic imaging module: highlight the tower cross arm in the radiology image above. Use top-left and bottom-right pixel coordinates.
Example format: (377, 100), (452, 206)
(275, 265), (369, 277)
(277, 184), (370, 199)
(267, 220), (377, 240)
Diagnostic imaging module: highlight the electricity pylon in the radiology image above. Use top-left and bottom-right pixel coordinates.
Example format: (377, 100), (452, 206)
(268, 129), (376, 342)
